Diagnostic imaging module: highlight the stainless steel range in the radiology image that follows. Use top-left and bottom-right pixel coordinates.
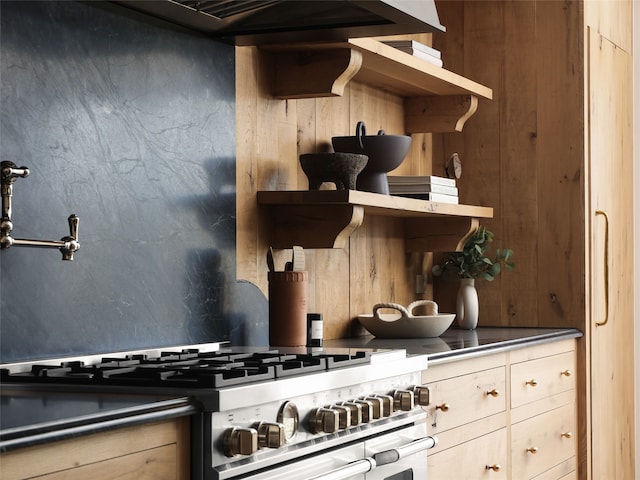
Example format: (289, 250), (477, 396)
(1, 343), (436, 480)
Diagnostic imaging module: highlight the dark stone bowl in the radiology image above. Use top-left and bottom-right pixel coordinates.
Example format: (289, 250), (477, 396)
(300, 153), (369, 190)
(332, 121), (412, 194)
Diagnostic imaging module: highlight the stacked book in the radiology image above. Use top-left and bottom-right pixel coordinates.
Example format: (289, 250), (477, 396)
(387, 175), (459, 204)
(382, 40), (443, 68)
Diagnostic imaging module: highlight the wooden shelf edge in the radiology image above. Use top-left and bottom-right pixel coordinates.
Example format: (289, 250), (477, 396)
(257, 190), (493, 219)
(262, 38), (493, 101)
(258, 190), (493, 250)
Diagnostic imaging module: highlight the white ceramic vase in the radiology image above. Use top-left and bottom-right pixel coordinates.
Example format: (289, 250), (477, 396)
(456, 278), (479, 329)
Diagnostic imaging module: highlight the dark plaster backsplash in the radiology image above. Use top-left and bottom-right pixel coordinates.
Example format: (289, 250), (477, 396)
(0, 1), (268, 362)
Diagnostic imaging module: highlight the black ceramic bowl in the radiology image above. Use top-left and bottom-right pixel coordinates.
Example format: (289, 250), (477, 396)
(332, 121), (411, 194)
(300, 152), (369, 190)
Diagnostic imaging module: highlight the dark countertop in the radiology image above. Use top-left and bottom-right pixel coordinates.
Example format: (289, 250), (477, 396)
(0, 386), (198, 452)
(1, 327), (581, 453)
(324, 326), (583, 365)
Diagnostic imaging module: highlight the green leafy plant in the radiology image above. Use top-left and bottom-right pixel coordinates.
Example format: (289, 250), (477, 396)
(432, 226), (515, 281)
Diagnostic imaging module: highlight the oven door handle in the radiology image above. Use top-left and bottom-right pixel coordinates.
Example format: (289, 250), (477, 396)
(373, 435), (439, 466)
(307, 457), (376, 480)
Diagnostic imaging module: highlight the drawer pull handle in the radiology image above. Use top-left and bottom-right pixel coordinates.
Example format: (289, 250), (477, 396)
(561, 432), (573, 439)
(526, 447), (539, 454)
(561, 370), (572, 377)
(486, 389), (500, 397)
(525, 379), (538, 387)
(436, 403), (450, 412)
(485, 464), (501, 472)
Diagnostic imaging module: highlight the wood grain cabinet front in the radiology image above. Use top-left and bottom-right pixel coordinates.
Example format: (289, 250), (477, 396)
(510, 351), (576, 408)
(511, 404), (576, 480)
(424, 365), (506, 434)
(0, 418), (191, 480)
(423, 353), (507, 479)
(423, 339), (577, 480)
(428, 427), (508, 480)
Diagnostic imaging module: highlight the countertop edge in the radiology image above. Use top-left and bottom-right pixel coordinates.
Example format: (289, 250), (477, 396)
(426, 328), (583, 366)
(0, 397), (198, 453)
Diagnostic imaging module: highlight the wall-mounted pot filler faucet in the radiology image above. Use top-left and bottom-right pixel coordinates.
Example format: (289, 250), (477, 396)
(1, 161), (79, 261)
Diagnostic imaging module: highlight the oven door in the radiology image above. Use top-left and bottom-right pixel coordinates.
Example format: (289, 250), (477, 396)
(243, 423), (436, 480)
(239, 442), (366, 480)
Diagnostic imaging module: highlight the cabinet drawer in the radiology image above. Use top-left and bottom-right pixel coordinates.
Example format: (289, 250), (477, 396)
(424, 367), (505, 433)
(511, 352), (575, 408)
(511, 403), (576, 480)
(428, 428), (507, 479)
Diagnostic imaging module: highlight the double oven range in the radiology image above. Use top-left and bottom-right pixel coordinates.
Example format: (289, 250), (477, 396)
(1, 343), (437, 479)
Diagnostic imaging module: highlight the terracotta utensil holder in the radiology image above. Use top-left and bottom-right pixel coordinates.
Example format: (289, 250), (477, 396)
(268, 271), (308, 346)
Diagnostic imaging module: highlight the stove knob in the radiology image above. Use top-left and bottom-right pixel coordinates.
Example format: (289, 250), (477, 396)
(330, 404), (352, 429)
(338, 401), (363, 425)
(254, 421), (285, 449)
(223, 427), (258, 457)
(374, 394), (394, 417)
(310, 407), (340, 434)
(393, 389), (415, 411)
(363, 396), (383, 419)
(413, 385), (432, 406)
(354, 399), (374, 423)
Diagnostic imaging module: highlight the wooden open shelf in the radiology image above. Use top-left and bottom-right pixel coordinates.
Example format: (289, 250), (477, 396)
(257, 190), (493, 251)
(261, 38), (493, 132)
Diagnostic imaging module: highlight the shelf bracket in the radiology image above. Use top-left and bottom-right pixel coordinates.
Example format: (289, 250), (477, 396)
(404, 95), (479, 133)
(404, 216), (479, 252)
(264, 204), (365, 249)
(271, 48), (363, 99)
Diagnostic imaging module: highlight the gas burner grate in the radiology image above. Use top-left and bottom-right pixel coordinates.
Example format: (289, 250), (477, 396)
(0, 348), (373, 388)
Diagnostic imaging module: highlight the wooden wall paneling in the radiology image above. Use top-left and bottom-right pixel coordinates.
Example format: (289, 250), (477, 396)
(347, 82), (405, 139)
(452, 0), (504, 325)
(236, 46), (262, 288)
(535, 0), (585, 329)
(259, 50), (300, 295)
(295, 97), (319, 316)
(346, 82), (416, 331)
(500, 0), (540, 326)
(534, 5), (587, 477)
(349, 215), (413, 335)
(431, 1), (469, 314)
(313, 95), (354, 338)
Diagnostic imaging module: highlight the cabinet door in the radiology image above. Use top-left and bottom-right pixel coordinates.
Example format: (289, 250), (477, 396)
(588, 27), (635, 480)
(427, 428), (507, 479)
(510, 351), (575, 408)
(423, 366), (506, 434)
(511, 403), (576, 480)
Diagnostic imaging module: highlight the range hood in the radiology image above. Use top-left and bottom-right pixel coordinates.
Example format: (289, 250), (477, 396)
(116, 0), (446, 45)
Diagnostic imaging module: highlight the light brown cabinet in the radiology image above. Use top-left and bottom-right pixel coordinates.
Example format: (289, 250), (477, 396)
(430, 1), (635, 479)
(0, 418), (190, 480)
(423, 339), (577, 480)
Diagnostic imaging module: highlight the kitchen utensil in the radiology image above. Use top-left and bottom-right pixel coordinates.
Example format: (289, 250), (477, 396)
(358, 300), (454, 338)
(331, 121), (412, 194)
(292, 245), (305, 271)
(267, 247), (275, 272)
